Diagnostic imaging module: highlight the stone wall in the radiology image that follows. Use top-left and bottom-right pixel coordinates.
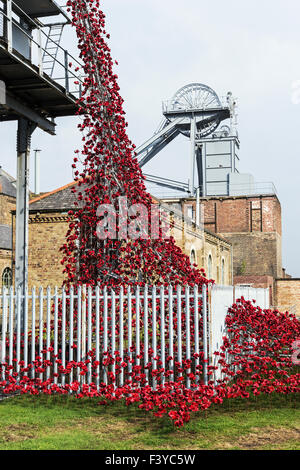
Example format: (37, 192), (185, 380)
(0, 194), (15, 226)
(219, 231), (282, 278)
(164, 202), (233, 285)
(12, 212), (69, 290)
(0, 248), (12, 281)
(274, 279), (300, 317)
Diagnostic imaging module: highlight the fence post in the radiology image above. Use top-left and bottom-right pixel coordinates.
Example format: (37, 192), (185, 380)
(194, 285), (199, 383)
(152, 286), (157, 390)
(76, 285), (82, 384)
(1, 286), (7, 381)
(135, 285), (140, 368)
(61, 286), (66, 387)
(144, 285), (149, 384)
(103, 286), (108, 385)
(23, 285), (28, 376)
(119, 286), (124, 387)
(160, 286), (165, 386)
(8, 286), (14, 376)
(69, 285), (74, 385)
(31, 286), (36, 379)
(16, 286), (21, 376)
(87, 286), (92, 385)
(168, 285), (174, 382)
(185, 286), (191, 389)
(177, 285), (182, 378)
(202, 284), (208, 386)
(127, 286), (132, 380)
(95, 285), (100, 389)
(38, 287), (43, 382)
(111, 287), (116, 387)
(81, 285), (87, 366)
(46, 286), (51, 381)
(53, 286), (58, 384)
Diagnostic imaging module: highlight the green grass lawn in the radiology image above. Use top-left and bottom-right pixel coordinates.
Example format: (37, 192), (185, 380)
(0, 393), (299, 450)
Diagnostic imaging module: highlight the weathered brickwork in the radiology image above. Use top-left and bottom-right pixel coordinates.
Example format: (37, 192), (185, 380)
(1, 178), (296, 319)
(197, 195), (282, 235)
(10, 188), (233, 290)
(0, 194), (15, 226)
(275, 279), (300, 317)
(159, 200), (232, 285)
(163, 195), (283, 280)
(27, 214), (69, 290)
(0, 248), (12, 281)
(218, 232), (282, 278)
(12, 212), (69, 290)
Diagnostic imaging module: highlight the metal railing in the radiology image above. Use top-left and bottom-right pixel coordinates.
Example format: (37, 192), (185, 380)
(0, 284), (209, 391)
(147, 181), (277, 199)
(0, 0), (85, 98)
(0, 283), (271, 392)
(162, 95), (230, 114)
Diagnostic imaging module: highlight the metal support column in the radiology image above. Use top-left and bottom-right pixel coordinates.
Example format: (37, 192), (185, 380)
(15, 118), (36, 331)
(189, 115), (196, 195)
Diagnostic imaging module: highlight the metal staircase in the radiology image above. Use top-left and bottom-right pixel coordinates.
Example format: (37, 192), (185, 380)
(42, 24), (64, 77)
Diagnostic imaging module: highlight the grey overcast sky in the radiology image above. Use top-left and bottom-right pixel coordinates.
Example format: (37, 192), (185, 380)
(0, 0), (300, 276)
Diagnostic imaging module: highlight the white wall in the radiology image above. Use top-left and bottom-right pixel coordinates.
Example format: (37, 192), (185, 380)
(209, 285), (270, 382)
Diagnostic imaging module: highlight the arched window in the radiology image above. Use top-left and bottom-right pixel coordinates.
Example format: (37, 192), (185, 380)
(2, 267), (12, 289)
(221, 258), (225, 285)
(190, 249), (196, 266)
(208, 254), (212, 279)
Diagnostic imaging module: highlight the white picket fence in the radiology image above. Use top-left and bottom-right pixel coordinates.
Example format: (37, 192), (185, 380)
(0, 284), (270, 391)
(0, 285), (210, 390)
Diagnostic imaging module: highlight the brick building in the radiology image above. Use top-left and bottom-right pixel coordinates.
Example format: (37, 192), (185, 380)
(161, 193), (299, 312)
(0, 168), (16, 288)
(1, 169), (299, 315)
(274, 279), (300, 317)
(10, 182), (233, 290)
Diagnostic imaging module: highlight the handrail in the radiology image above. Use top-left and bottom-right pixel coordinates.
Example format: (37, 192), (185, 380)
(0, 0), (85, 97)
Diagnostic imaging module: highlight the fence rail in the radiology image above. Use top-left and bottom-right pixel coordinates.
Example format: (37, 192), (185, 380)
(0, 284), (270, 393)
(0, 285), (210, 392)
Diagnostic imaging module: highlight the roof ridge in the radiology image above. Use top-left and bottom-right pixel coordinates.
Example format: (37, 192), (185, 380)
(29, 179), (79, 205)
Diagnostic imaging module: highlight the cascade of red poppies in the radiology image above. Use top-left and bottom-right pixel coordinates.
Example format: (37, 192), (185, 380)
(60, 0), (207, 288)
(0, 0), (299, 429)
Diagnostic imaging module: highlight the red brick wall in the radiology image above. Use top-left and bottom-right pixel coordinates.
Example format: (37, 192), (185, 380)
(196, 195), (282, 235)
(275, 279), (300, 317)
(183, 195), (282, 279)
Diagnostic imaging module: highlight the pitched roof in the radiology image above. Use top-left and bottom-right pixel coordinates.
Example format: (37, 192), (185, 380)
(0, 168), (16, 198)
(0, 224), (12, 250)
(29, 179), (158, 212)
(29, 181), (80, 211)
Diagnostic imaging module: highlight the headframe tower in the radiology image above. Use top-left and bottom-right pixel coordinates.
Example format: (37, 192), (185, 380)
(137, 83), (242, 198)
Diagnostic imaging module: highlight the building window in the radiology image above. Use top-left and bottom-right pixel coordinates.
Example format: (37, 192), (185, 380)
(208, 254), (212, 279)
(2, 267), (12, 289)
(186, 205), (195, 222)
(221, 259), (225, 285)
(190, 249), (196, 266)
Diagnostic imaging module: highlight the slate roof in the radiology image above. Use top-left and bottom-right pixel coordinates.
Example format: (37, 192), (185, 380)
(0, 224), (12, 250)
(29, 181), (82, 212)
(0, 168), (16, 198)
